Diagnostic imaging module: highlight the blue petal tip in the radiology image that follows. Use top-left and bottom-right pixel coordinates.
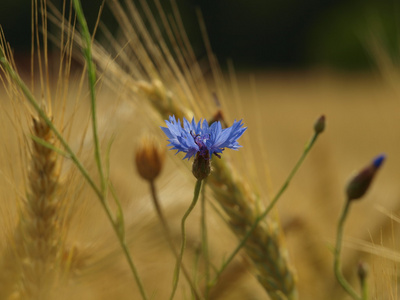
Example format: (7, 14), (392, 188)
(373, 154), (386, 168)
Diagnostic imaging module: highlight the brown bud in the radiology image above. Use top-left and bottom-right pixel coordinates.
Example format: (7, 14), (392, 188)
(135, 135), (166, 181)
(358, 261), (369, 282)
(314, 115), (325, 134)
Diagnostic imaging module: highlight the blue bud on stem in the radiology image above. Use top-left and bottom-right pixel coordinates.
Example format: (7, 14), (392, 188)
(346, 154), (386, 201)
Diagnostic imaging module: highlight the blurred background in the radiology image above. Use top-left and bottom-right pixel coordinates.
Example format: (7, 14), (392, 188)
(1, 0), (399, 71)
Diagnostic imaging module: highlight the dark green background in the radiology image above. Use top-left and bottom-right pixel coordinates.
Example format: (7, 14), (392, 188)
(1, 0), (398, 70)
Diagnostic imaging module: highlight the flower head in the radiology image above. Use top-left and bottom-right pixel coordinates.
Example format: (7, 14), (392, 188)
(161, 115), (247, 161)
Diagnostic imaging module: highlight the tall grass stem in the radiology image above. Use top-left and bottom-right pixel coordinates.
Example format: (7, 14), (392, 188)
(71, 0), (106, 194)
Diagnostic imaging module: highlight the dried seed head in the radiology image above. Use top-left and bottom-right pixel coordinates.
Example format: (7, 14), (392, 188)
(135, 135), (166, 181)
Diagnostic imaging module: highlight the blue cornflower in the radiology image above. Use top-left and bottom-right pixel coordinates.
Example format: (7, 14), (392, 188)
(161, 115), (247, 161)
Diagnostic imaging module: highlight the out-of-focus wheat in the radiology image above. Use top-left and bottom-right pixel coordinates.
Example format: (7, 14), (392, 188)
(0, 1), (87, 298)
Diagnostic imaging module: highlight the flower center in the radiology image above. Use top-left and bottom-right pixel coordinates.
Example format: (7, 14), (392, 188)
(190, 130), (210, 158)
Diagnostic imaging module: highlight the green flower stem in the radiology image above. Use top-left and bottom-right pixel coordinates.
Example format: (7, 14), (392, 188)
(72, 0), (106, 195)
(148, 181), (202, 300)
(170, 179), (203, 300)
(200, 180), (210, 297)
(334, 200), (361, 300)
(212, 130), (321, 284)
(360, 274), (368, 300)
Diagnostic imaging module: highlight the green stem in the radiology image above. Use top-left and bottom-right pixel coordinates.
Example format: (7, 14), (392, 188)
(103, 196), (148, 300)
(360, 275), (368, 300)
(170, 179), (203, 300)
(200, 180), (210, 297)
(211, 131), (320, 284)
(109, 182), (125, 241)
(72, 0), (106, 195)
(149, 181), (202, 300)
(334, 200), (361, 300)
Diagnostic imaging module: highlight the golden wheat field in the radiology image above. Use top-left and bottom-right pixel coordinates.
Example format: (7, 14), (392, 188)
(0, 1), (400, 300)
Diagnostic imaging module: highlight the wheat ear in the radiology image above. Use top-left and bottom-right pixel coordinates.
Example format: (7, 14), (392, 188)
(209, 158), (296, 300)
(11, 114), (63, 299)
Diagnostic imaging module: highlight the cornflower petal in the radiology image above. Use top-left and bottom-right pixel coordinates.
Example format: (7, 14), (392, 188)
(161, 115), (246, 160)
(183, 118), (192, 133)
(193, 118), (202, 133)
(202, 119), (209, 133)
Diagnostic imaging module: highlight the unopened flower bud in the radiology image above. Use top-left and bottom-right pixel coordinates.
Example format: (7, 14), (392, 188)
(209, 109), (228, 128)
(346, 154), (386, 201)
(358, 261), (369, 282)
(192, 151), (211, 180)
(135, 135), (166, 181)
(314, 115), (325, 134)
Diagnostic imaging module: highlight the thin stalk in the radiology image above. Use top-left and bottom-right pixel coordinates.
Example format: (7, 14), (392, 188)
(170, 179), (203, 300)
(109, 182), (126, 242)
(334, 200), (361, 300)
(101, 191), (148, 300)
(360, 273), (368, 300)
(212, 130), (321, 283)
(200, 180), (210, 297)
(72, 0), (106, 195)
(149, 180), (202, 300)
